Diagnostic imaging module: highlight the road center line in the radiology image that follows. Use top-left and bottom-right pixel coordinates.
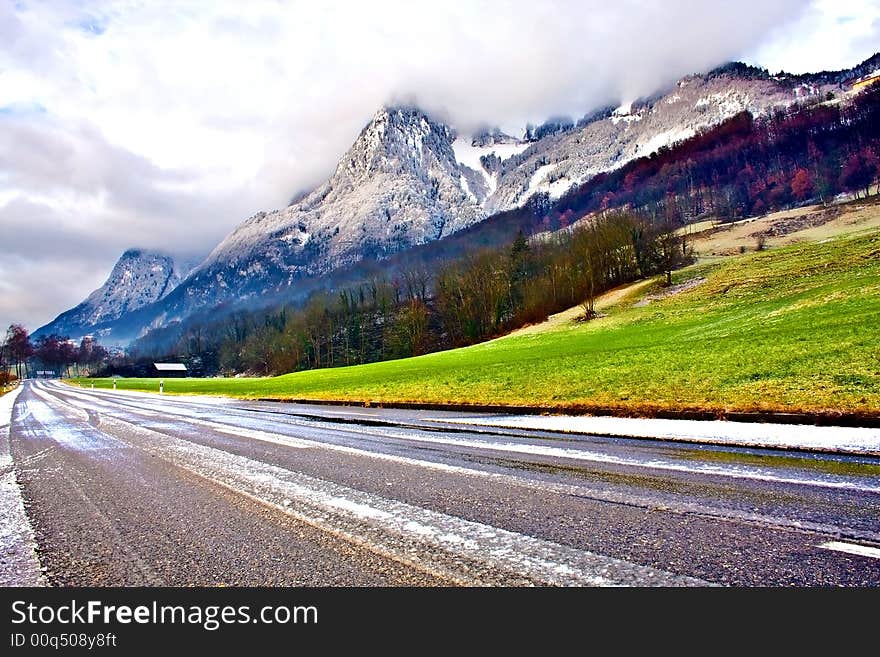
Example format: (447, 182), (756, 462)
(184, 417), (313, 447)
(819, 541), (880, 559)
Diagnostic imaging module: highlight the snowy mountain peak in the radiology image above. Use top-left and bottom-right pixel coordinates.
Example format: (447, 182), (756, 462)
(188, 104), (485, 316)
(334, 105), (459, 183)
(83, 249), (188, 318)
(35, 248), (189, 341)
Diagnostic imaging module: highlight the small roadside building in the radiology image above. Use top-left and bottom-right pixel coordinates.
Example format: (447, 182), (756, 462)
(153, 363), (188, 378)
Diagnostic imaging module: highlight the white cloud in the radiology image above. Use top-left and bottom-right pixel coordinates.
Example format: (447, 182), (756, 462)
(747, 0), (880, 73)
(1, 0), (876, 333)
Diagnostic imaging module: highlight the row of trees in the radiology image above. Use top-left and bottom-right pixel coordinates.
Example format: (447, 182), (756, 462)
(131, 212), (688, 376)
(0, 325), (109, 381)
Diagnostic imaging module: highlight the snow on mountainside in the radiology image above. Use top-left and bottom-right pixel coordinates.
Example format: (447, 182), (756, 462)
(203, 106), (485, 280)
(452, 134), (531, 203)
(480, 71), (839, 212)
(35, 249), (190, 340)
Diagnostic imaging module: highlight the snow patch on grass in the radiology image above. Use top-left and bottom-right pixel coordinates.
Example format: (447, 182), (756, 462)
(436, 415), (880, 457)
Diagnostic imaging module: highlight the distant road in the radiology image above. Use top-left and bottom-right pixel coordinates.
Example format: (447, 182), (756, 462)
(5, 380), (880, 586)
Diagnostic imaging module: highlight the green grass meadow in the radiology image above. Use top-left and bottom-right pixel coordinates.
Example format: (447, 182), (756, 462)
(73, 229), (880, 416)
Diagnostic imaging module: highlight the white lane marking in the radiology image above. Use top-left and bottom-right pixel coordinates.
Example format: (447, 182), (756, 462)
(50, 381), (234, 406)
(55, 385), (232, 421)
(184, 418), (312, 448)
(41, 386), (310, 448)
(100, 414), (706, 586)
(36, 385), (167, 419)
(60, 380), (880, 456)
(0, 385), (44, 586)
(31, 385), (90, 422)
(819, 541), (880, 559)
(23, 390), (126, 453)
(70, 401), (877, 543)
(44, 386), (128, 409)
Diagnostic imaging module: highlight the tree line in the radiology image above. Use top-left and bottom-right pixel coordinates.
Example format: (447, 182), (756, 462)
(1, 326), (109, 383)
(127, 212), (688, 376)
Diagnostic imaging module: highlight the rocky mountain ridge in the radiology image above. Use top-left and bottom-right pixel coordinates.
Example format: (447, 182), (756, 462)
(37, 53), (878, 343)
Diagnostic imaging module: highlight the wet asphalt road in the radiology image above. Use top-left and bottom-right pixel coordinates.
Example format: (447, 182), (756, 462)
(7, 380), (880, 586)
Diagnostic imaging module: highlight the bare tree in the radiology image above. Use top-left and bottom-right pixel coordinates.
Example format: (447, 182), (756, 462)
(406, 298), (430, 356)
(5, 324), (33, 380)
(401, 266), (431, 303)
(653, 217), (691, 287)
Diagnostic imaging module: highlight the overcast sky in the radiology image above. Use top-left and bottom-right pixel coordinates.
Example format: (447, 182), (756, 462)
(1, 0), (879, 333)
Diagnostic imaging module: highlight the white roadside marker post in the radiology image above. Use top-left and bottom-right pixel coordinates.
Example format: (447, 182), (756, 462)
(113, 379), (117, 390)
(159, 379), (164, 394)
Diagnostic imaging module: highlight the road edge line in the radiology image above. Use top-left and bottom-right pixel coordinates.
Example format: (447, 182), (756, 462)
(0, 384), (45, 586)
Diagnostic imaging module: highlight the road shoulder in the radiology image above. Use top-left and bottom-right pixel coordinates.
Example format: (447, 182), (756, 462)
(0, 385), (44, 586)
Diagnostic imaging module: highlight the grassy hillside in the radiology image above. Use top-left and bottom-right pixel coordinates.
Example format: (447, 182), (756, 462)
(74, 228), (880, 416)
